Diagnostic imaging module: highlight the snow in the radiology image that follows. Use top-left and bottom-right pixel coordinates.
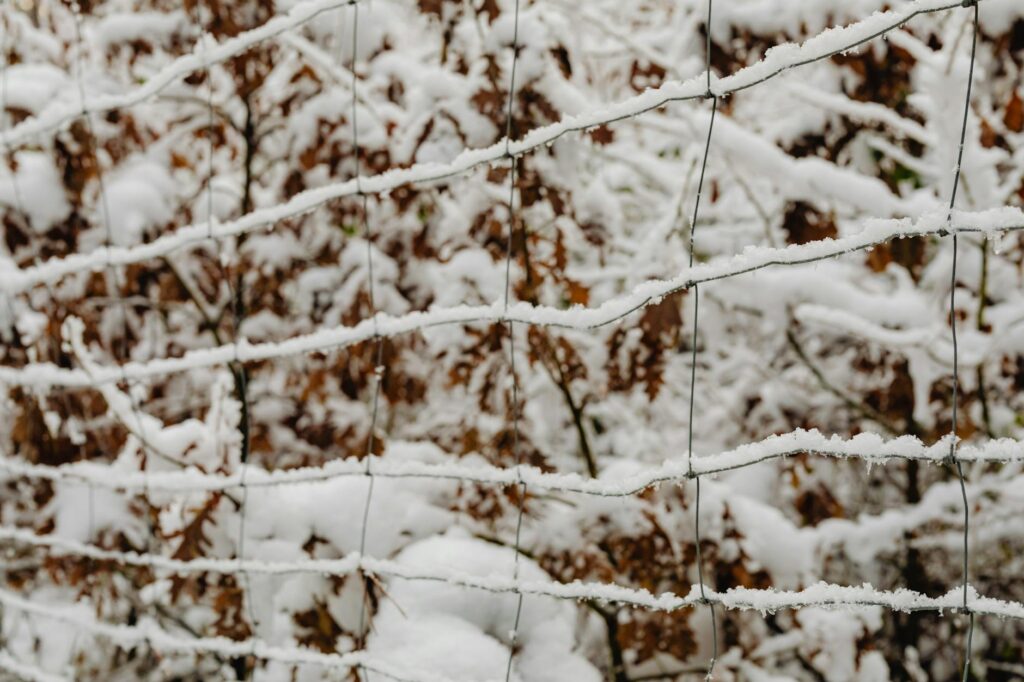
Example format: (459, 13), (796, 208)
(0, 63), (68, 115)
(0, 0), (986, 293)
(2, 0), (1020, 678)
(0, 586), (464, 682)
(4, 523), (1021, 629)
(102, 158), (177, 245)
(728, 495), (814, 589)
(787, 82), (934, 146)
(0, 0), (361, 148)
(13, 308), (48, 345)
(93, 11), (187, 51)
(369, 532), (601, 682)
(795, 608), (881, 682)
(5, 428), (1023, 502)
(0, 652), (68, 682)
(0, 151), (71, 233)
(3, 208), (1020, 387)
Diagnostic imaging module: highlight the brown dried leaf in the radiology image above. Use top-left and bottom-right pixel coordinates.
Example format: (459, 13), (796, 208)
(293, 597), (345, 653)
(782, 201), (838, 245)
(1006, 89), (1024, 133)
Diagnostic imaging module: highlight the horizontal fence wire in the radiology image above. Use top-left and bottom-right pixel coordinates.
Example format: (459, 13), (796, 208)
(0, 0), (360, 149)
(0, 588), (466, 682)
(4, 428), (1024, 494)
(1, 529), (1024, 619)
(6, 581), (1017, 682)
(1, 210), (1022, 389)
(0, 0), (1015, 679)
(0, 0), (987, 295)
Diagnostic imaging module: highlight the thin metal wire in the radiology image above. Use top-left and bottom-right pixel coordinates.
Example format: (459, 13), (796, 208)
(2, 1), (1010, 680)
(4, 428), (1021, 495)
(196, 11), (217, 240)
(946, 2), (979, 679)
(3, 578), (1019, 682)
(503, 159), (527, 682)
(228, 188), (257, 676)
(346, 4), (387, 679)
(0, 0), (363, 150)
(183, 5), (258, 673)
(2, 17), (113, 650)
(685, 0), (719, 676)
(0, 7), (16, 666)
(173, 3), (258, 676)
(234, 362), (258, 680)
(69, 0), (161, 544)
(3, 215), (1023, 390)
(65, 6), (177, 577)
(0, 8), (24, 217)
(5, 526), (1024, 618)
(190, 1), (222, 472)
(501, 1), (525, 679)
(1, 0), (980, 296)
(67, 3), (98, 544)
(67, 1), (168, 664)
(1, 6), (26, 341)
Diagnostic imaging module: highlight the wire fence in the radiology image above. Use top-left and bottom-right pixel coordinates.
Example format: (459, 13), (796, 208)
(0, 0), (1019, 680)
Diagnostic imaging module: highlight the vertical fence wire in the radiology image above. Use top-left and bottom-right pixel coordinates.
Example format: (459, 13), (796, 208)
(0, 1), (15, 665)
(67, 1), (166, 558)
(946, 2), (979, 679)
(230, 302), (256, 682)
(345, 4), (386, 678)
(0, 1), (1012, 679)
(200, 28), (216, 242)
(0, 4), (23, 224)
(67, 0), (100, 546)
(1, 11), (83, 672)
(685, 0), (719, 677)
(69, 0), (159, 551)
(230, 132), (258, 682)
(501, 1), (525, 680)
(1, 6), (26, 347)
(67, 0), (164, 665)
(185, 2), (259, 677)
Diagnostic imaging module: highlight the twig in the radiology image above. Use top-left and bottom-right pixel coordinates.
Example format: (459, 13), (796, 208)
(784, 327), (905, 436)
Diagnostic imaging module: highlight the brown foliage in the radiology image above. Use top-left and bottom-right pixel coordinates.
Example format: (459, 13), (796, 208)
(607, 291), (685, 399)
(293, 597), (346, 653)
(782, 201), (837, 245)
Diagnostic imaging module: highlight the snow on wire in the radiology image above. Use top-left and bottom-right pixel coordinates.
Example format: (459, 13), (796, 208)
(0, 587), (472, 682)
(0, 580), (1020, 682)
(686, 0), (721, 674)
(1, 531), (1023, 619)
(5, 428), (1024, 494)
(0, 0), (1010, 679)
(0, 0), (362, 150)
(1, 209), (1022, 389)
(0, 0), (988, 295)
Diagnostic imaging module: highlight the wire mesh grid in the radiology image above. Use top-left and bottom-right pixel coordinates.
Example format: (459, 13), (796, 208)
(0, 0), (1021, 680)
